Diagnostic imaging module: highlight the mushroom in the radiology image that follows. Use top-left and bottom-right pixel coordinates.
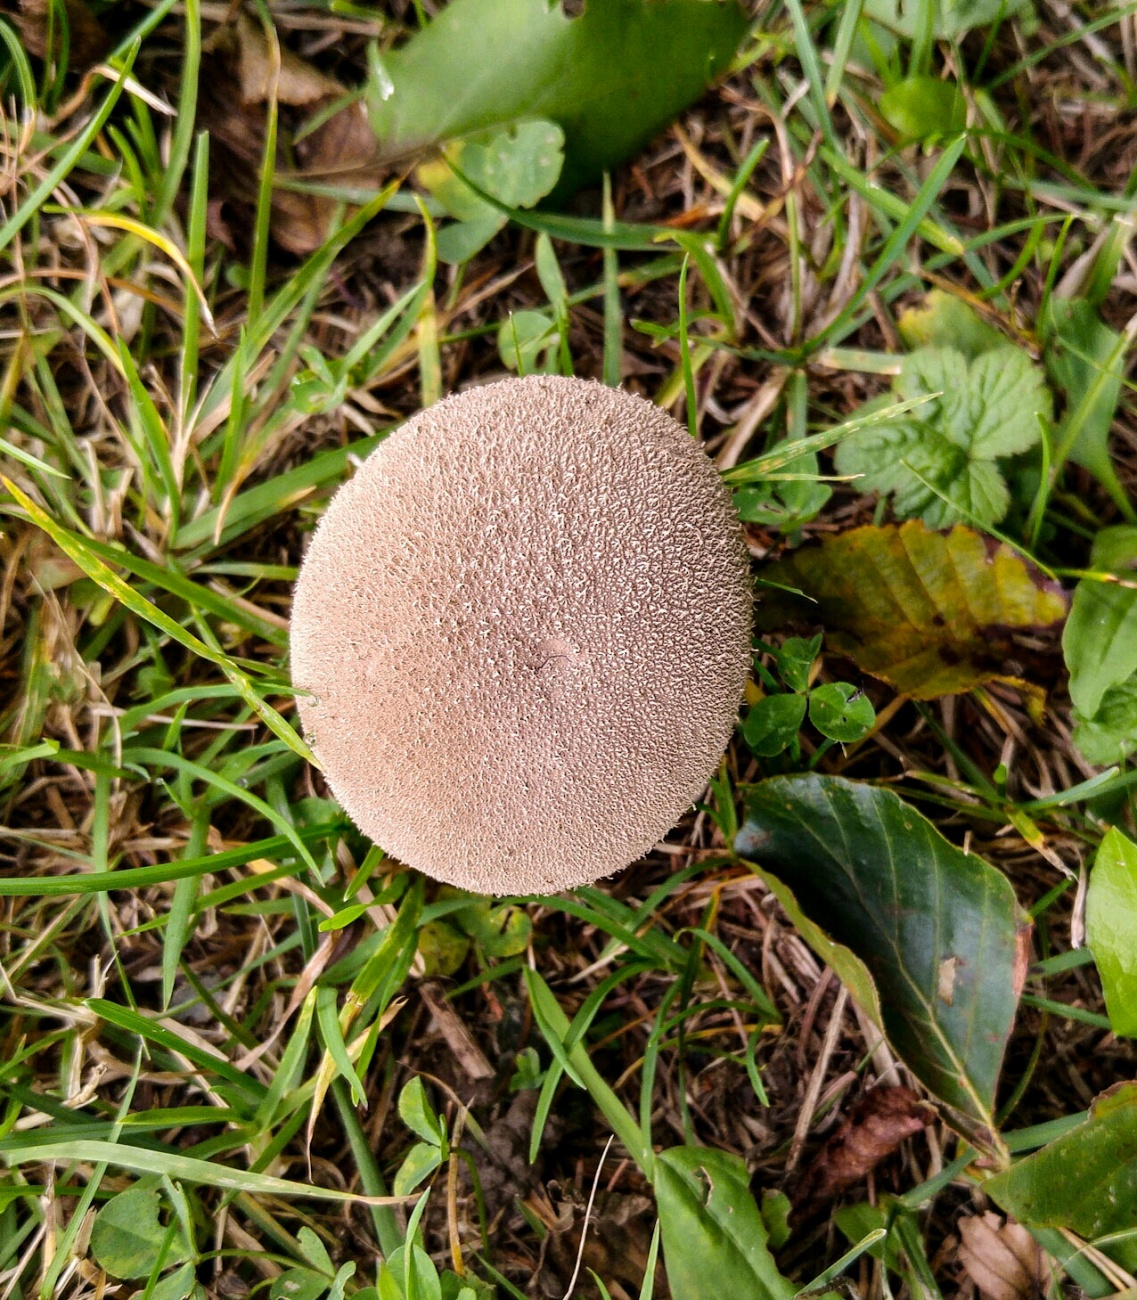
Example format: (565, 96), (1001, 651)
(290, 374), (753, 895)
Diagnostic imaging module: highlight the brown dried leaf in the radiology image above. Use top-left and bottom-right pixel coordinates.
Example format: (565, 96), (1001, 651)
(958, 1212), (1047, 1300)
(754, 521), (1069, 699)
(199, 16), (381, 255)
(2, 0), (108, 70)
(791, 1086), (935, 1214)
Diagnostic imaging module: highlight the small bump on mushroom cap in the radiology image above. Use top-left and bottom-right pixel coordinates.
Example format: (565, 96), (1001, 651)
(290, 374), (753, 895)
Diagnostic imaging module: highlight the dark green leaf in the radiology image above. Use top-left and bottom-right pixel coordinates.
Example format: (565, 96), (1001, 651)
(653, 1146), (798, 1300)
(151, 1263), (198, 1300)
(736, 775), (1022, 1137)
(986, 1082), (1137, 1272)
(808, 683), (875, 742)
(367, 0), (747, 198)
(1086, 828), (1137, 1038)
(742, 694), (807, 757)
(773, 635), (821, 694)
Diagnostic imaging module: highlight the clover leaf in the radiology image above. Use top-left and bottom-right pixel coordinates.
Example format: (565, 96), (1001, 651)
(835, 345), (1050, 528)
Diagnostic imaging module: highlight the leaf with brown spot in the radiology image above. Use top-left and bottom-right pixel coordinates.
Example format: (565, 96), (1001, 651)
(958, 1213), (1048, 1300)
(755, 521), (1068, 699)
(790, 1086), (935, 1217)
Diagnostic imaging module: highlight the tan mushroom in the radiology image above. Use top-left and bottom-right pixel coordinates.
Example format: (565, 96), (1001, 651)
(290, 375), (752, 895)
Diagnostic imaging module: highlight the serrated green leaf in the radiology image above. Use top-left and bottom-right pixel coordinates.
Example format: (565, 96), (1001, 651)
(90, 1187), (191, 1280)
(835, 346), (1049, 527)
(736, 775), (1022, 1140)
(367, 0), (747, 200)
(654, 1146), (799, 1300)
(755, 521), (1068, 699)
(808, 683), (875, 742)
(986, 1081), (1137, 1272)
(1064, 526), (1137, 718)
(1086, 828), (1137, 1038)
(742, 693), (807, 757)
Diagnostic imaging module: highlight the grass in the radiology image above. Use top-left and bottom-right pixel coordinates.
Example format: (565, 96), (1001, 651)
(2, 0), (1137, 1296)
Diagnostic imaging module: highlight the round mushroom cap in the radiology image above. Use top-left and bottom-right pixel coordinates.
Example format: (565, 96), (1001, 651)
(290, 375), (753, 895)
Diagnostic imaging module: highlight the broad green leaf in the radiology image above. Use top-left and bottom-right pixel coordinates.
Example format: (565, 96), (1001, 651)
(270, 1270), (330, 1300)
(152, 1263), (198, 1300)
(835, 346), (1049, 527)
(297, 1226), (335, 1277)
(417, 920), (471, 977)
(736, 775), (1022, 1138)
(808, 683), (875, 742)
(1064, 526), (1137, 717)
(879, 76), (966, 142)
(393, 1142), (444, 1196)
(367, 0), (747, 198)
(90, 1187), (191, 1279)
(1086, 828), (1137, 1038)
(742, 693), (807, 757)
(398, 1077), (443, 1146)
(1073, 678), (1137, 766)
(897, 290), (1005, 359)
(653, 1146), (798, 1300)
(1042, 298), (1133, 515)
(755, 521), (1068, 698)
(986, 1081), (1137, 1272)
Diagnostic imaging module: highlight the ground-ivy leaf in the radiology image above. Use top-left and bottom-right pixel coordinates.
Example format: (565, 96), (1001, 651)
(736, 775), (1023, 1140)
(1064, 526), (1137, 718)
(367, 0), (747, 199)
(835, 346), (1049, 527)
(808, 682), (875, 742)
(755, 521), (1068, 699)
(986, 1081), (1137, 1272)
(90, 1187), (191, 1280)
(654, 1146), (802, 1300)
(1086, 828), (1137, 1038)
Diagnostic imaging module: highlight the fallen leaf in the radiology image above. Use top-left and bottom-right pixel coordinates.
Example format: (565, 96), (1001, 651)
(755, 521), (1069, 699)
(199, 17), (380, 255)
(791, 1087), (935, 1215)
(958, 1212), (1047, 1300)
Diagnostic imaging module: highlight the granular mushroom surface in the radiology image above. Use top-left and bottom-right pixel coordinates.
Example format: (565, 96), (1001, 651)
(290, 374), (753, 895)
